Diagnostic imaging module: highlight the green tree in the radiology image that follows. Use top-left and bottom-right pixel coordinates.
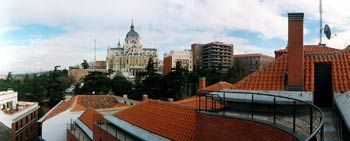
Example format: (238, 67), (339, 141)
(225, 60), (250, 83)
(81, 60), (89, 69)
(80, 71), (110, 94)
(6, 72), (13, 81)
(111, 75), (132, 96)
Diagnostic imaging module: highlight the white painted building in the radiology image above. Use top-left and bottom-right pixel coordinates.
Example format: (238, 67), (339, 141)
(0, 90), (40, 140)
(38, 95), (139, 141)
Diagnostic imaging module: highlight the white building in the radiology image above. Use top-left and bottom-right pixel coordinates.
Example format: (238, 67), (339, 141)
(0, 90), (40, 141)
(38, 95), (138, 141)
(163, 50), (193, 75)
(107, 21), (158, 78)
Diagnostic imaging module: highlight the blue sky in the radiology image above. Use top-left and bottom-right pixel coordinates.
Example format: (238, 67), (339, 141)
(1, 0), (350, 74)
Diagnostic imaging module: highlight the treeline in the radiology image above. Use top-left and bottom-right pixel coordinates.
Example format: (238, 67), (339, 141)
(75, 59), (250, 101)
(0, 59), (249, 106)
(0, 67), (71, 107)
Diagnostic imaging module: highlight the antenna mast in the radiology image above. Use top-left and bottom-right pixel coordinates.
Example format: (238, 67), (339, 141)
(319, 0), (323, 44)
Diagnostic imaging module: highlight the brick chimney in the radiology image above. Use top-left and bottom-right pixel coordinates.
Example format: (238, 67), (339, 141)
(287, 13), (304, 91)
(199, 77), (206, 90)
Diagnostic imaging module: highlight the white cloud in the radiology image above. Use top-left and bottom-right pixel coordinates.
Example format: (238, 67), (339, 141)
(1, 0), (350, 74)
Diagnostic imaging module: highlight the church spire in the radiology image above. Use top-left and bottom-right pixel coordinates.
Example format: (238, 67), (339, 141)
(117, 39), (121, 48)
(130, 19), (134, 30)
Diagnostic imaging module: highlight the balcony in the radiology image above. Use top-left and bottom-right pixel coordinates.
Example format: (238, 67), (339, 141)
(198, 90), (324, 141)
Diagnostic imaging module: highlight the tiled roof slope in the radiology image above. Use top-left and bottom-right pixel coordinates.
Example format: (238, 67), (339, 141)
(232, 54), (287, 91)
(114, 100), (196, 141)
(72, 95), (125, 111)
(275, 45), (340, 55)
(201, 81), (234, 91)
(79, 108), (102, 130)
(42, 96), (77, 121)
(43, 95), (127, 121)
(232, 45), (350, 92)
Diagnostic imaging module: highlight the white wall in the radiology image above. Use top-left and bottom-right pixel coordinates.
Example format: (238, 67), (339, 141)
(42, 110), (83, 141)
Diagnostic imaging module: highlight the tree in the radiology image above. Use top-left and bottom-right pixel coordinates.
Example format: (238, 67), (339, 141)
(81, 60), (89, 69)
(225, 60), (250, 83)
(146, 57), (156, 75)
(110, 75), (132, 96)
(47, 66), (70, 107)
(80, 71), (110, 94)
(6, 72), (13, 81)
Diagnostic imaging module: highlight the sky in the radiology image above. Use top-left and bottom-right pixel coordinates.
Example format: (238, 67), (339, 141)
(1, 0), (350, 74)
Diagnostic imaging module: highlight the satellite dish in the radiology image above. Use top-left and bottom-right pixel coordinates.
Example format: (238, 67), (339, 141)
(324, 24), (331, 40)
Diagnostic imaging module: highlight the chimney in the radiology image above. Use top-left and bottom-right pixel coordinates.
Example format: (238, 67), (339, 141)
(287, 13), (304, 91)
(167, 98), (174, 102)
(199, 77), (206, 90)
(123, 94), (128, 99)
(142, 94), (148, 101)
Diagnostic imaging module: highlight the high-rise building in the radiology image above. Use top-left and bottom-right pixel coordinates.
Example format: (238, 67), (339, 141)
(163, 50), (192, 75)
(191, 41), (233, 71)
(0, 90), (40, 141)
(107, 21), (158, 78)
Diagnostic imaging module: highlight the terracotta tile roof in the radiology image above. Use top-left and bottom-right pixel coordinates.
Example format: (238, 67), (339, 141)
(71, 95), (125, 112)
(42, 96), (77, 121)
(113, 100), (297, 140)
(275, 45), (340, 55)
(114, 100), (197, 141)
(233, 53), (273, 58)
(232, 55), (287, 91)
(79, 108), (102, 130)
(232, 45), (350, 92)
(43, 95), (127, 121)
(201, 81), (234, 91)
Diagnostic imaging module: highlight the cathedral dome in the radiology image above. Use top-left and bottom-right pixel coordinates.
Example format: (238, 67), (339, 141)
(126, 22), (139, 38)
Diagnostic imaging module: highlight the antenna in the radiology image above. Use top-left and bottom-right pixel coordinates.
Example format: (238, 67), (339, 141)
(319, 0), (323, 44)
(324, 24), (331, 39)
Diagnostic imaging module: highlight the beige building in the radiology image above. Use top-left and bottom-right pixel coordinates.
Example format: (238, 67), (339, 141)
(233, 53), (274, 72)
(107, 22), (158, 78)
(191, 41), (234, 71)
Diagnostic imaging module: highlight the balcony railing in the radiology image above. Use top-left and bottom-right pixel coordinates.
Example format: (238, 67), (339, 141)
(198, 90), (324, 141)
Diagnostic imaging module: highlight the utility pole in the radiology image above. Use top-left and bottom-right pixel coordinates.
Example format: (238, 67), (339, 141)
(319, 0), (323, 45)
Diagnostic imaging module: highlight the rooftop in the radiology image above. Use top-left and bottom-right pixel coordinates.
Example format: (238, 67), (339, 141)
(114, 100), (196, 140)
(233, 53), (273, 58)
(40, 95), (132, 122)
(231, 45), (350, 93)
(110, 99), (298, 141)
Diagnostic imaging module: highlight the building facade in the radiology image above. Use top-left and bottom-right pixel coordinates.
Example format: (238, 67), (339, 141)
(191, 41), (234, 71)
(163, 50), (192, 75)
(0, 90), (40, 141)
(107, 22), (158, 78)
(233, 53), (274, 72)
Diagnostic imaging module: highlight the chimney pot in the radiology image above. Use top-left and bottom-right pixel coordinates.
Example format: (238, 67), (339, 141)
(167, 98), (174, 102)
(199, 77), (206, 90)
(123, 94), (128, 99)
(142, 94), (148, 101)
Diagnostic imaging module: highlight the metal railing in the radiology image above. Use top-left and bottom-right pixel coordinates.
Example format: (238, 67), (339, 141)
(67, 123), (91, 141)
(198, 90), (324, 141)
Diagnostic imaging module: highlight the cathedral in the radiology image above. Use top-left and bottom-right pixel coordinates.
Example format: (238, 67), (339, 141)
(107, 21), (158, 78)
